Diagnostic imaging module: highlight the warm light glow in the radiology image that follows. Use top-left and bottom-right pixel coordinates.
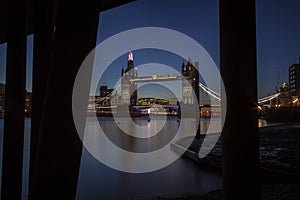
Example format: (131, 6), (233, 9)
(257, 105), (262, 110)
(293, 98), (299, 104)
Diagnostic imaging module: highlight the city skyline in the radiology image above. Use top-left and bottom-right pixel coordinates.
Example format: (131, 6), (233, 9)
(0, 0), (300, 99)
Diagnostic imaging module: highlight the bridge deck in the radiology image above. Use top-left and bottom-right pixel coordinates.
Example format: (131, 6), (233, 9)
(130, 74), (182, 83)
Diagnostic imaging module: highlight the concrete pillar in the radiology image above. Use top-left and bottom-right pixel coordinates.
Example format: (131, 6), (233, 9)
(1, 0), (27, 199)
(29, 1), (99, 199)
(220, 0), (260, 199)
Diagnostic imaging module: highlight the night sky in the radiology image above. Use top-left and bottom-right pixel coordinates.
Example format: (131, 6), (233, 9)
(0, 0), (299, 99)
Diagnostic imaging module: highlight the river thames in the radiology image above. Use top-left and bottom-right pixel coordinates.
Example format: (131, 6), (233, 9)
(0, 117), (269, 199)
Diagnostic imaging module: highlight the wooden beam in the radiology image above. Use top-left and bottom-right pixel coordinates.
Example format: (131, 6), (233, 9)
(0, 0), (136, 44)
(29, 0), (99, 199)
(220, 0), (260, 199)
(1, 0), (27, 199)
(28, 0), (54, 197)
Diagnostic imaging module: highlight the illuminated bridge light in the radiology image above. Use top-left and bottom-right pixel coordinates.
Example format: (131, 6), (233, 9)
(128, 50), (133, 61)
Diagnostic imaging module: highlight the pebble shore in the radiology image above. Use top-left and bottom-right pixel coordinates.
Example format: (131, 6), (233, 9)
(164, 123), (300, 199)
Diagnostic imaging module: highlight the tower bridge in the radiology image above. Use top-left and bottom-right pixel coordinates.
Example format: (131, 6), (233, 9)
(118, 51), (279, 107)
(94, 48), (281, 108)
(121, 51), (199, 105)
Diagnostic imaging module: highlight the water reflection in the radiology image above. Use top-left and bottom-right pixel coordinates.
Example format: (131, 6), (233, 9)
(200, 118), (221, 134)
(258, 118), (268, 127)
(83, 116), (200, 173)
(76, 116), (222, 199)
(0, 117), (271, 200)
(98, 117), (179, 153)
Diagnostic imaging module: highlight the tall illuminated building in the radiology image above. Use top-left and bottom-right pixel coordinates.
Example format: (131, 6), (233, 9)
(121, 51), (137, 105)
(289, 58), (300, 98)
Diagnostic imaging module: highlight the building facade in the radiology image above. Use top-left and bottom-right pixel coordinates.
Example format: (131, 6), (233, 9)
(136, 97), (169, 106)
(99, 83), (113, 97)
(289, 58), (300, 98)
(278, 82), (291, 106)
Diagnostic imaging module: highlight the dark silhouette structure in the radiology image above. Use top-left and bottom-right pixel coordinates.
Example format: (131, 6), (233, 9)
(1, 1), (27, 199)
(99, 84), (113, 97)
(220, 0), (260, 199)
(0, 0), (259, 199)
(0, 1), (135, 199)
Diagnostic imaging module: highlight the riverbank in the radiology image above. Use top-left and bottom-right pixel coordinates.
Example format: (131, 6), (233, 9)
(262, 107), (300, 123)
(145, 183), (299, 199)
(168, 123), (300, 199)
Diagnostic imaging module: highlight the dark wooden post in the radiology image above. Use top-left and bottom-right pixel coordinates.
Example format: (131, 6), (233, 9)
(220, 0), (260, 199)
(29, 1), (99, 199)
(28, 0), (54, 197)
(1, 0), (27, 199)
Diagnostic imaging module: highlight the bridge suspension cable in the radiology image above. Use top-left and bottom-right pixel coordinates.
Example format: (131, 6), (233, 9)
(198, 82), (221, 101)
(198, 82), (280, 104)
(257, 93), (280, 104)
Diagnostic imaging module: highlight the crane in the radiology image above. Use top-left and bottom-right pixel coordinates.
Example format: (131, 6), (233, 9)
(275, 68), (280, 93)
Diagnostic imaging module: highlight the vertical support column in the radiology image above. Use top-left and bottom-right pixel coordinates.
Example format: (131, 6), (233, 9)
(29, 0), (54, 196)
(182, 62), (193, 105)
(121, 78), (130, 105)
(193, 62), (200, 104)
(220, 0), (260, 199)
(193, 62), (200, 137)
(1, 0), (27, 199)
(30, 1), (99, 199)
(182, 60), (199, 105)
(182, 60), (200, 136)
(130, 81), (137, 106)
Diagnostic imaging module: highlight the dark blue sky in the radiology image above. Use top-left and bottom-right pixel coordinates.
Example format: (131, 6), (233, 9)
(0, 0), (299, 98)
(96, 0), (220, 100)
(256, 0), (300, 96)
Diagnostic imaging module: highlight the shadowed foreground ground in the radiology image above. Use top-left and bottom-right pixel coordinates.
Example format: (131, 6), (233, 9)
(162, 123), (300, 200)
(145, 183), (299, 199)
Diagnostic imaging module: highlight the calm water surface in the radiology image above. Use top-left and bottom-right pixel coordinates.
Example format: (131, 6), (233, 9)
(0, 117), (270, 199)
(76, 116), (222, 200)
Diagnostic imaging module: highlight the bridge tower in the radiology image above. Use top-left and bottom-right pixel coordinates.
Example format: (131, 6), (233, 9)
(121, 51), (137, 105)
(181, 58), (200, 104)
